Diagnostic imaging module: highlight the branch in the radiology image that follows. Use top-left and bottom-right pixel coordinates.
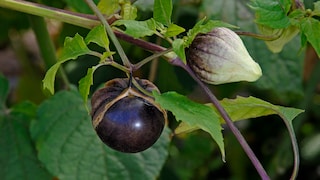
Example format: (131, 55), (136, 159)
(169, 58), (270, 180)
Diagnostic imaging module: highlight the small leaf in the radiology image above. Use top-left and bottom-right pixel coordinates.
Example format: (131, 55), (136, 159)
(177, 96), (304, 133)
(85, 25), (110, 51)
(314, 1), (320, 16)
(186, 19), (237, 47)
(112, 19), (157, 38)
(164, 23), (185, 37)
(43, 34), (92, 94)
(42, 62), (62, 94)
(258, 25), (299, 53)
(78, 67), (95, 104)
(0, 101), (52, 180)
(121, 2), (137, 20)
(218, 96), (304, 123)
(97, 0), (119, 16)
(31, 90), (171, 179)
(249, 0), (291, 28)
(0, 74), (9, 107)
(153, 91), (225, 161)
(300, 17), (320, 57)
(172, 39), (186, 64)
(153, 0), (172, 26)
(58, 34), (92, 62)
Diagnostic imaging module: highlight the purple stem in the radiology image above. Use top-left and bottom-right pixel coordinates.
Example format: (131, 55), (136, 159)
(170, 58), (270, 180)
(115, 33), (271, 179)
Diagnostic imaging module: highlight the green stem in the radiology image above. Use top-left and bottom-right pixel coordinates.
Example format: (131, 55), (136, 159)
(28, 14), (70, 89)
(84, 0), (132, 70)
(0, 0), (100, 29)
(133, 48), (173, 71)
(0, 0), (165, 54)
(236, 30), (283, 41)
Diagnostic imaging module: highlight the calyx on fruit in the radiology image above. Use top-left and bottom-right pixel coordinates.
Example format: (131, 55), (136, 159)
(187, 27), (262, 85)
(91, 78), (167, 153)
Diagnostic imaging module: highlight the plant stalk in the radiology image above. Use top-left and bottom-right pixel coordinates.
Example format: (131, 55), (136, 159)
(0, 0), (100, 29)
(0, 0), (165, 53)
(170, 58), (270, 180)
(133, 48), (173, 71)
(84, 0), (132, 70)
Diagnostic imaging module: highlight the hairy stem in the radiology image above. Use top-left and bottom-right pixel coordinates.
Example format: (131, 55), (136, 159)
(236, 30), (283, 41)
(84, 0), (132, 70)
(0, 0), (100, 29)
(133, 48), (173, 71)
(170, 58), (270, 180)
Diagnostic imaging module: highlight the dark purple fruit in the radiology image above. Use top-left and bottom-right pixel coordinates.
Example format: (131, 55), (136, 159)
(91, 78), (166, 153)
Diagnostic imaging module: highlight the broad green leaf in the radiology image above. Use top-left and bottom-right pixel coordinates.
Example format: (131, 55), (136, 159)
(112, 18), (157, 38)
(42, 62), (62, 94)
(314, 1), (320, 16)
(59, 34), (92, 62)
(78, 67), (95, 105)
(249, 0), (291, 28)
(31, 90), (171, 180)
(121, 2), (137, 20)
(153, 91), (225, 161)
(153, 0), (172, 26)
(174, 96), (304, 135)
(164, 23), (185, 37)
(219, 96), (304, 123)
(43, 34), (92, 94)
(258, 25), (299, 53)
(85, 25), (110, 51)
(0, 74), (9, 107)
(186, 19), (237, 47)
(0, 101), (52, 180)
(97, 0), (119, 16)
(172, 39), (186, 64)
(300, 17), (320, 57)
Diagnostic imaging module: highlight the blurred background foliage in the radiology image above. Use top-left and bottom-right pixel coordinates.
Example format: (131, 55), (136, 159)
(1, 0), (320, 179)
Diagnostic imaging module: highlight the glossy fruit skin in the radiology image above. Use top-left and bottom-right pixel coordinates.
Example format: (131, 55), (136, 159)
(91, 78), (166, 153)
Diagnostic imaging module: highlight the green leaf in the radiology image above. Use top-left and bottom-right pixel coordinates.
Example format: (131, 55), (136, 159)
(31, 90), (171, 179)
(112, 18), (157, 38)
(258, 25), (299, 53)
(153, 0), (172, 26)
(172, 38), (186, 64)
(78, 67), (95, 105)
(164, 23), (185, 37)
(121, 2), (137, 20)
(300, 17), (320, 57)
(249, 0), (291, 28)
(85, 25), (110, 51)
(314, 1), (320, 16)
(97, 0), (119, 16)
(0, 101), (52, 180)
(218, 96), (304, 123)
(0, 74), (9, 107)
(174, 96), (303, 135)
(42, 62), (62, 94)
(59, 34), (92, 62)
(186, 19), (237, 47)
(153, 91), (225, 161)
(43, 34), (92, 94)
